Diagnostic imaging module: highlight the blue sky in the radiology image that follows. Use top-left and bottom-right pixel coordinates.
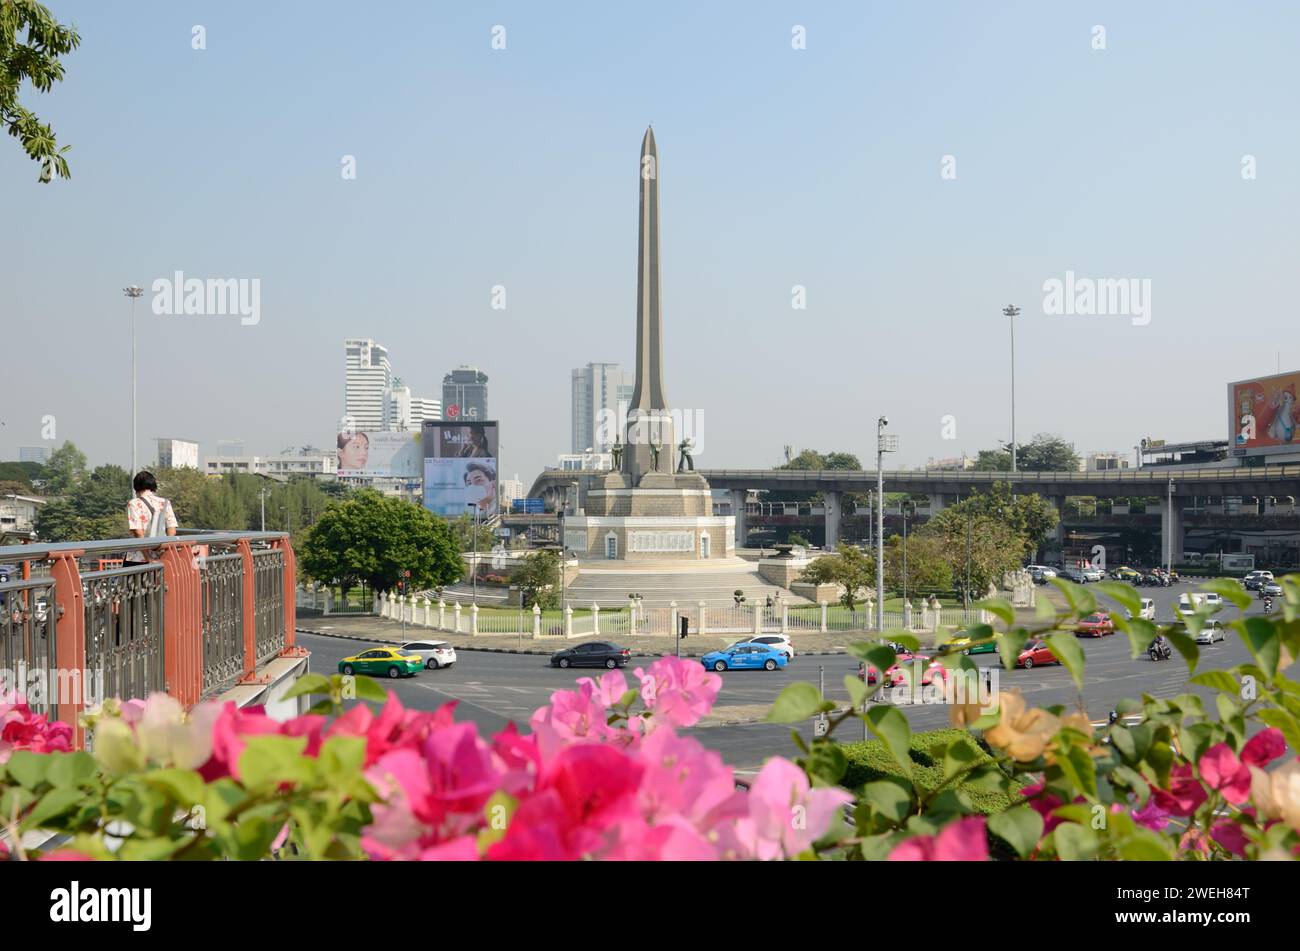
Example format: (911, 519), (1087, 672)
(3, 1), (1297, 480)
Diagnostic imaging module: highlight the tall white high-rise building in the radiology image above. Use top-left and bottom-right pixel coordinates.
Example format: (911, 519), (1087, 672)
(384, 380), (442, 433)
(571, 362), (634, 453)
(344, 338), (392, 430)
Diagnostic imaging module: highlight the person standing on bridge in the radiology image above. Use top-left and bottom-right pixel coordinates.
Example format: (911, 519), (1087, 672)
(126, 471), (177, 562)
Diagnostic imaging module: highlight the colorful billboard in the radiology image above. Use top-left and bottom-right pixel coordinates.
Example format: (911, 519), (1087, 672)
(336, 430), (422, 477)
(422, 421), (499, 518)
(1229, 370), (1300, 457)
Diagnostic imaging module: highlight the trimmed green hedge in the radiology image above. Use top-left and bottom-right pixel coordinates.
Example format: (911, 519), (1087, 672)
(840, 728), (1025, 817)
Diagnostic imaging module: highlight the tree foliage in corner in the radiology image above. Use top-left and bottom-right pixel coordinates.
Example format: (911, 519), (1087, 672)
(512, 550), (560, 609)
(1, 0), (81, 181)
(799, 544), (875, 610)
(299, 490), (461, 596)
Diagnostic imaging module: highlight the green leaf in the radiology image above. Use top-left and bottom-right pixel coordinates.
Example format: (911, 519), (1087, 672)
(1117, 826), (1175, 860)
(237, 735), (311, 790)
(351, 676), (389, 702)
(865, 706), (912, 777)
(1094, 581), (1141, 618)
(1201, 579), (1251, 610)
(1164, 626), (1200, 672)
(1056, 744), (1099, 801)
(1052, 822), (1099, 861)
(973, 598), (1014, 627)
(1240, 617), (1281, 679)
(996, 628), (1030, 671)
(1189, 670), (1240, 693)
(843, 673), (867, 709)
(987, 805), (1045, 858)
(280, 673), (332, 700)
(1045, 631), (1086, 689)
(4, 751), (50, 789)
(1118, 617), (1157, 659)
(45, 752), (96, 789)
(1049, 577), (1096, 617)
(855, 778), (913, 830)
(863, 646), (898, 673)
(940, 737), (980, 780)
(766, 683), (824, 723)
(22, 787), (86, 829)
(141, 769), (208, 809)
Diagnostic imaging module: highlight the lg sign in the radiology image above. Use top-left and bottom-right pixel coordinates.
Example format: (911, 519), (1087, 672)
(446, 404), (477, 419)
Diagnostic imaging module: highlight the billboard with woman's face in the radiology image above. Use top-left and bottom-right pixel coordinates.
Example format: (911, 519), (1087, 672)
(337, 430), (421, 477)
(422, 421), (499, 517)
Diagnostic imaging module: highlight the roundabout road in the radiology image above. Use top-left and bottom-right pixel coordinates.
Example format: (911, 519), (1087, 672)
(296, 580), (1287, 771)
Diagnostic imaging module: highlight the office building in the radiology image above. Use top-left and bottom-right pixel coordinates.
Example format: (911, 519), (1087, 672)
(442, 365), (489, 421)
(345, 338), (393, 430)
(571, 362), (634, 453)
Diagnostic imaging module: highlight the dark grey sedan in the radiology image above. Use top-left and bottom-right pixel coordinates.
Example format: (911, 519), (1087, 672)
(550, 641), (632, 669)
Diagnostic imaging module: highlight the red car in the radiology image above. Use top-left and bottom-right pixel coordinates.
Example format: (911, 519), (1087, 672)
(1075, 612), (1115, 637)
(1016, 639), (1059, 669)
(859, 653), (948, 687)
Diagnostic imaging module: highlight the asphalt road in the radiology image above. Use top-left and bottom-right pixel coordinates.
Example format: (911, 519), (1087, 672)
(295, 578), (1284, 771)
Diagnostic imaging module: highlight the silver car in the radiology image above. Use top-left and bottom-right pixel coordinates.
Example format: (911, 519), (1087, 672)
(399, 640), (457, 670)
(1195, 620), (1227, 645)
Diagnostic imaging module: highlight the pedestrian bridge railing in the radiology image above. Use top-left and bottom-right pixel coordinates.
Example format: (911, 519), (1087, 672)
(0, 531), (302, 747)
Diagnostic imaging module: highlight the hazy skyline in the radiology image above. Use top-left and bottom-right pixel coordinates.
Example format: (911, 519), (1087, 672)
(4, 1), (1297, 482)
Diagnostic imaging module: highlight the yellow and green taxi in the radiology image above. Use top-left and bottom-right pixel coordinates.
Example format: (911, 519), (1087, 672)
(937, 634), (997, 656)
(1111, 566), (1143, 583)
(338, 646), (423, 679)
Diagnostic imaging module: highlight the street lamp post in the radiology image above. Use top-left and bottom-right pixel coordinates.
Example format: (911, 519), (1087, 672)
(467, 503), (480, 605)
(1002, 305), (1020, 473)
(964, 508), (973, 624)
(123, 286), (144, 472)
(1166, 479), (1175, 573)
(902, 500), (911, 603)
(876, 417), (897, 634)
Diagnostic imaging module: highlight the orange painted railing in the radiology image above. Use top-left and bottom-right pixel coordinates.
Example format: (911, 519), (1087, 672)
(0, 532), (301, 748)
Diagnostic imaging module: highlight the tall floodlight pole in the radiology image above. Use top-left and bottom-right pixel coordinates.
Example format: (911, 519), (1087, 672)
(468, 503), (479, 605)
(902, 500), (910, 603)
(1166, 479), (1175, 573)
(1002, 305), (1020, 473)
(123, 286), (144, 472)
(876, 417), (897, 633)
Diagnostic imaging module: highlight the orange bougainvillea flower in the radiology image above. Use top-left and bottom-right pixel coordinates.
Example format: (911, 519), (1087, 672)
(983, 690), (1060, 763)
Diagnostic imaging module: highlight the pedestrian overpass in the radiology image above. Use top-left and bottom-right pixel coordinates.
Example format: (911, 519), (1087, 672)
(0, 531), (309, 748)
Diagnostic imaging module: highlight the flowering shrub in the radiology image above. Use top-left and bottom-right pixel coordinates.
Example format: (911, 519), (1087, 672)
(0, 659), (848, 861)
(1, 575), (1298, 861)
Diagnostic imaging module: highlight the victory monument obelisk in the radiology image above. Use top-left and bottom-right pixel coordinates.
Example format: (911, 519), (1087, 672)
(560, 128), (734, 561)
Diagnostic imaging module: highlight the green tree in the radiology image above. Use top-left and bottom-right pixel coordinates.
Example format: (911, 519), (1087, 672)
(787, 531), (812, 548)
(935, 482), (1059, 561)
(1018, 433), (1080, 472)
(42, 440), (86, 494)
(448, 513), (497, 553)
(800, 544), (876, 610)
(154, 466), (209, 525)
(299, 490), (461, 596)
(974, 448), (1012, 471)
(191, 480), (245, 530)
(884, 533), (953, 596)
(31, 462), (130, 541)
(1, 0), (80, 181)
(0, 460), (45, 489)
(918, 511), (1023, 601)
(511, 550), (560, 609)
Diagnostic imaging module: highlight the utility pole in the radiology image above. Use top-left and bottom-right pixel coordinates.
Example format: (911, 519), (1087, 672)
(123, 286), (144, 472)
(1003, 305), (1020, 473)
(467, 503), (479, 605)
(902, 500), (910, 603)
(964, 508), (973, 624)
(876, 417), (897, 633)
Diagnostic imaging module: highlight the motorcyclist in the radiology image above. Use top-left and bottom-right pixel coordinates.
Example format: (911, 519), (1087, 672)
(1264, 596), (1274, 613)
(1149, 633), (1171, 660)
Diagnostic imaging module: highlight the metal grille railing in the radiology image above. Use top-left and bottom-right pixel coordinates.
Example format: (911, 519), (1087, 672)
(0, 575), (58, 716)
(787, 606), (822, 631)
(252, 549), (285, 665)
(82, 563), (164, 707)
(200, 553), (245, 696)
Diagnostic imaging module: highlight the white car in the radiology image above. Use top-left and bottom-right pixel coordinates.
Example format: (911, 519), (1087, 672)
(1195, 619), (1227, 645)
(1027, 565), (1057, 578)
(734, 634), (795, 660)
(1081, 566), (1105, 582)
(1125, 598), (1156, 621)
(399, 640), (457, 670)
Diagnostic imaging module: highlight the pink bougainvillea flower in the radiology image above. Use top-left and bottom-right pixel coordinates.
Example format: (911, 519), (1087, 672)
(37, 850), (96, 861)
(199, 704), (326, 782)
(1241, 728), (1287, 769)
(633, 657), (721, 730)
(328, 694), (458, 765)
(1131, 798), (1171, 832)
(576, 668), (630, 709)
(1151, 764), (1208, 817)
(725, 757), (853, 860)
(636, 726), (746, 834)
(1209, 819), (1248, 857)
(0, 695), (73, 763)
(889, 816), (989, 862)
(1198, 743), (1252, 805)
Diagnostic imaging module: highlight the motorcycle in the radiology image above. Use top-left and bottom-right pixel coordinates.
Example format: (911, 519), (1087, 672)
(1148, 639), (1173, 661)
(1263, 597), (1274, 613)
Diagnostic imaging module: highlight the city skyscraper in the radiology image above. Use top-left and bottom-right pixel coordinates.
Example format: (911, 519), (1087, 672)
(442, 365), (489, 420)
(571, 362), (633, 452)
(384, 380), (442, 433)
(344, 338), (392, 430)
